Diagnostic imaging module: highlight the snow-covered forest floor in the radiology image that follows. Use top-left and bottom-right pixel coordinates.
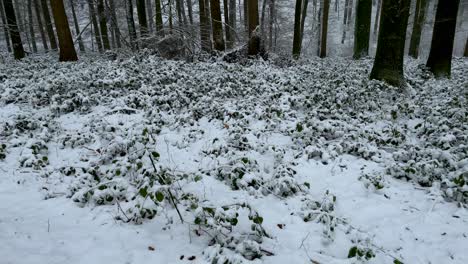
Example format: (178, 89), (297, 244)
(0, 54), (467, 264)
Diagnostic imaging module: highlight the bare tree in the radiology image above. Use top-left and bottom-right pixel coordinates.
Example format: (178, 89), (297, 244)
(96, 0), (110, 50)
(292, 0), (302, 58)
(33, 0), (48, 50)
(41, 0), (58, 49)
(126, 0), (138, 49)
(373, 0), (381, 39)
(353, 0), (371, 59)
(136, 0), (149, 39)
(187, 0), (193, 24)
(155, 0), (164, 36)
(408, 0), (428, 58)
(69, 0), (85, 52)
(50, 0), (78, 61)
(229, 0), (236, 46)
(426, 0), (460, 78)
(370, 0), (411, 87)
(199, 0), (212, 51)
(0, 0), (12, 52)
(223, 0), (233, 48)
(247, 0), (259, 55)
(27, 0), (38, 52)
(464, 37), (468, 57)
(3, 0), (24, 58)
(210, 0), (225, 51)
(319, 0), (330, 58)
(108, 0), (121, 48)
(87, 0), (103, 52)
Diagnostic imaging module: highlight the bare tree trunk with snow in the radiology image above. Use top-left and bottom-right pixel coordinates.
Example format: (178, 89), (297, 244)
(408, 0), (427, 58)
(126, 0), (138, 50)
(199, 0), (211, 51)
(210, 0), (225, 51)
(69, 0), (85, 52)
(27, 0), (38, 52)
(96, 0), (110, 50)
(41, 0), (57, 50)
(50, 0), (78, 61)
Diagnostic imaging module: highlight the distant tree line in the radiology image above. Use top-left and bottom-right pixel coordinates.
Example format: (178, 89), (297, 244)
(0, 0), (466, 86)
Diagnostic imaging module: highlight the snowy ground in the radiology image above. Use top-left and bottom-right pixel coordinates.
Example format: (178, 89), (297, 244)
(0, 54), (467, 264)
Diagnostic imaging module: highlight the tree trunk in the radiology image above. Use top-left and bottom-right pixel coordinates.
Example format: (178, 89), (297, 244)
(408, 0), (427, 58)
(341, 0), (348, 43)
(260, 0), (267, 40)
(126, 0), (138, 50)
(353, 0), (371, 59)
(41, 0), (57, 49)
(292, 0), (302, 58)
(247, 0), (259, 55)
(316, 1), (321, 55)
(187, 0), (193, 24)
(27, 0), (38, 52)
(88, 0), (102, 52)
(33, 0), (47, 50)
(229, 0), (236, 46)
(223, 0), (232, 48)
(155, 0), (164, 36)
(146, 0), (153, 32)
(319, 0), (329, 58)
(300, 0), (309, 43)
(426, 0), (460, 78)
(108, 0), (120, 48)
(3, 0), (24, 58)
(136, 0), (148, 38)
(50, 0), (78, 61)
(243, 0), (247, 32)
(0, 0), (12, 52)
(373, 0), (381, 39)
(370, 0), (411, 87)
(210, 0), (224, 51)
(269, 0), (275, 50)
(97, 0), (110, 50)
(199, 0), (211, 51)
(69, 0), (85, 52)
(168, 0), (173, 34)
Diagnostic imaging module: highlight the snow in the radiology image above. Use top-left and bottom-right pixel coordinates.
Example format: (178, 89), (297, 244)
(0, 54), (467, 263)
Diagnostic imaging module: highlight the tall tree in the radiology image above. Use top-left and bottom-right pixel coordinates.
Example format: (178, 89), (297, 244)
(50, 0), (78, 61)
(228, 0), (236, 46)
(199, 0), (211, 51)
(69, 0), (85, 52)
(292, 0), (302, 58)
(353, 0), (371, 59)
(41, 0), (57, 49)
(426, 0), (460, 78)
(126, 0), (138, 49)
(187, 0), (194, 24)
(3, 0), (24, 59)
(108, 0), (121, 48)
(27, 0), (38, 52)
(319, 0), (330, 58)
(96, 0), (110, 50)
(341, 0), (349, 43)
(210, 0), (225, 51)
(155, 0), (164, 36)
(247, 0), (259, 55)
(243, 0), (247, 32)
(373, 0), (381, 39)
(33, 0), (48, 50)
(0, 0), (12, 52)
(87, 0), (102, 52)
(370, 0), (411, 87)
(146, 0), (153, 32)
(300, 0), (309, 43)
(268, 0), (275, 50)
(136, 0), (148, 39)
(408, 0), (427, 58)
(223, 0), (232, 48)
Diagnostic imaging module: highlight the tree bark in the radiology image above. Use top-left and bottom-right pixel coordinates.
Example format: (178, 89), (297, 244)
(155, 0), (164, 36)
(199, 0), (211, 51)
(210, 0), (225, 51)
(247, 0), (259, 55)
(87, 0), (102, 52)
(300, 0), (309, 44)
(229, 0), (236, 46)
(353, 0), (371, 59)
(126, 0), (138, 49)
(408, 0), (427, 58)
(319, 0), (329, 58)
(108, 0), (121, 48)
(0, 0), (12, 52)
(33, 0), (47, 50)
(464, 37), (468, 57)
(268, 0), (274, 50)
(426, 0), (460, 78)
(243, 0), (247, 32)
(292, 0), (302, 58)
(372, 0), (381, 39)
(3, 0), (24, 58)
(224, 0), (233, 48)
(370, 0), (411, 87)
(97, 0), (110, 50)
(69, 0), (85, 52)
(187, 0), (193, 24)
(136, 0), (148, 38)
(50, 0), (78, 61)
(41, 0), (57, 49)
(146, 0), (153, 32)
(27, 0), (38, 52)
